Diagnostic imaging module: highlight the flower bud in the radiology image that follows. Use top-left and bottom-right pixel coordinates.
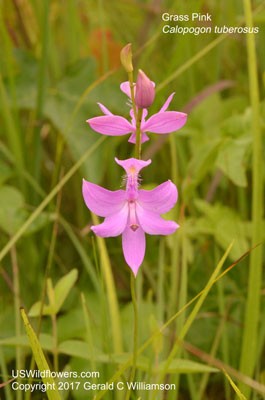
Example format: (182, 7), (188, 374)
(120, 43), (133, 73)
(135, 69), (155, 109)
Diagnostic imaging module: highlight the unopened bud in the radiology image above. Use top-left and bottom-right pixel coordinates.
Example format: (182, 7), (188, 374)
(135, 69), (155, 109)
(120, 43), (133, 73)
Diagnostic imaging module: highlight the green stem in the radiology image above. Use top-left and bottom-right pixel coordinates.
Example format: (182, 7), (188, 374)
(168, 232), (188, 400)
(81, 292), (96, 381)
(169, 134), (180, 318)
(125, 271), (138, 400)
(32, 0), (50, 202)
(11, 246), (22, 400)
(26, 181), (61, 400)
(135, 108), (143, 159)
(0, 348), (12, 400)
(51, 314), (58, 372)
(0, 75), (25, 193)
(92, 214), (123, 354)
(157, 238), (165, 323)
(127, 62), (141, 400)
(97, 0), (108, 72)
(239, 0), (263, 397)
(128, 71), (137, 118)
(128, 69), (143, 159)
(217, 279), (231, 400)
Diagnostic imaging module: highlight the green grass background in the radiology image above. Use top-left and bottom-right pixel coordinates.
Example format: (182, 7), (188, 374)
(0, 0), (264, 399)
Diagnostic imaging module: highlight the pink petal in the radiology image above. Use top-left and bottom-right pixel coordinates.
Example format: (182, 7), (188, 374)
(128, 132), (149, 144)
(142, 111), (187, 134)
(122, 226), (145, 276)
(159, 92), (175, 113)
(82, 179), (126, 217)
(130, 109), (136, 126)
(87, 115), (133, 136)
(115, 157), (151, 174)
(91, 205), (128, 237)
(138, 180), (178, 214)
(97, 102), (113, 116)
(120, 81), (135, 98)
(136, 205), (179, 235)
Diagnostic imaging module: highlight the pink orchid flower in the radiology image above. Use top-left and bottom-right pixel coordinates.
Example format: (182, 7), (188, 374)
(82, 158), (179, 276)
(86, 81), (187, 144)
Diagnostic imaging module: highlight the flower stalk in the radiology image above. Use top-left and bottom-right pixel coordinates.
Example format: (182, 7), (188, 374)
(128, 71), (137, 119)
(135, 108), (143, 159)
(238, 0), (263, 396)
(125, 271), (138, 400)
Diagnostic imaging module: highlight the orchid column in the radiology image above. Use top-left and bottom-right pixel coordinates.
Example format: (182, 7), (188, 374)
(82, 43), (187, 398)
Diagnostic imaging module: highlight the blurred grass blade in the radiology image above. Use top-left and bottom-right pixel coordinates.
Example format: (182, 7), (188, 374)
(32, 0), (50, 194)
(29, 269), (78, 316)
(239, 0), (264, 397)
(20, 308), (61, 400)
(223, 369), (247, 400)
(59, 216), (100, 291)
(157, 34), (227, 93)
(81, 292), (96, 374)
(0, 75), (25, 192)
(0, 348), (12, 400)
(92, 214), (123, 354)
(0, 141), (45, 198)
(0, 136), (106, 264)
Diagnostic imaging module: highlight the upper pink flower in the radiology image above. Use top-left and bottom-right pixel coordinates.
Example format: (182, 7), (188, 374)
(86, 81), (187, 144)
(82, 158), (179, 276)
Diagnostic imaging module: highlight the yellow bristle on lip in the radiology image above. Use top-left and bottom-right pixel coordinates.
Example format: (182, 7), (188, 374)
(130, 224), (139, 231)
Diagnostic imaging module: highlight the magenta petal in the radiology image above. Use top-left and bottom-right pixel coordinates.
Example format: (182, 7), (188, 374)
(82, 179), (126, 217)
(128, 132), (149, 144)
(120, 81), (135, 98)
(91, 205), (128, 237)
(122, 226), (145, 276)
(87, 115), (133, 136)
(97, 102), (113, 116)
(130, 109), (136, 126)
(142, 111), (187, 134)
(138, 180), (178, 214)
(128, 132), (136, 143)
(159, 92), (175, 113)
(137, 205), (179, 235)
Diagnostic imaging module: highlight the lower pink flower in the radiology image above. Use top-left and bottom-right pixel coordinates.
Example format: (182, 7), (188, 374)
(82, 158), (179, 276)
